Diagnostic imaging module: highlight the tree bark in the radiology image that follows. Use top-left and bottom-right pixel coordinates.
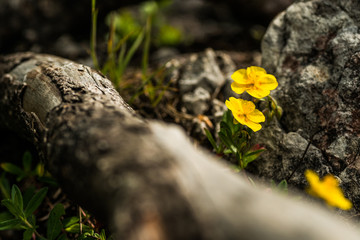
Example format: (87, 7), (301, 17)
(0, 52), (359, 240)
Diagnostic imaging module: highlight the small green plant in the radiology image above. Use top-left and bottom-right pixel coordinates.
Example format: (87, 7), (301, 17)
(205, 66), (281, 170)
(0, 185), (111, 240)
(129, 66), (175, 107)
(0, 184), (48, 239)
(78, 230), (107, 240)
(271, 179), (288, 194)
(1, 151), (43, 182)
(0, 151), (112, 239)
(205, 110), (266, 169)
(0, 151), (57, 190)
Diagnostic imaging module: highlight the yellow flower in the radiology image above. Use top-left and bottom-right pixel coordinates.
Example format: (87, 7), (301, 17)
(305, 170), (352, 210)
(225, 97), (265, 132)
(231, 66), (278, 98)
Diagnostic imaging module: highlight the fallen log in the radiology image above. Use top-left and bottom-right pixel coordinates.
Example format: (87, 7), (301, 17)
(0, 52), (359, 240)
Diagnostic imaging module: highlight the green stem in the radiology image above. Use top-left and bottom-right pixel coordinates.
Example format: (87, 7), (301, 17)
(91, 0), (99, 69)
(142, 15), (152, 81)
(21, 217), (43, 239)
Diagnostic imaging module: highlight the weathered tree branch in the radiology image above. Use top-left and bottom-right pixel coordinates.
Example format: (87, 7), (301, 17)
(0, 52), (359, 240)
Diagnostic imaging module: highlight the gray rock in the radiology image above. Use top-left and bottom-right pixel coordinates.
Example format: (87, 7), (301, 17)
(166, 48), (236, 115)
(182, 87), (211, 115)
(256, 0), (360, 214)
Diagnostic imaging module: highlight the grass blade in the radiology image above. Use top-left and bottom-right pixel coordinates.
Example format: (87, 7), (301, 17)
(204, 128), (218, 152)
(120, 28), (145, 76)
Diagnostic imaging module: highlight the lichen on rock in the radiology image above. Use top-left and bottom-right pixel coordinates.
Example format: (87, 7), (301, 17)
(251, 0), (360, 215)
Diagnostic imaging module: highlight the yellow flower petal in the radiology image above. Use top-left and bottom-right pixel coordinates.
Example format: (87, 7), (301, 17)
(256, 74), (278, 90)
(246, 88), (270, 99)
(231, 82), (247, 94)
(225, 98), (235, 111)
(247, 109), (265, 122)
(246, 66), (267, 80)
(305, 170), (352, 210)
(230, 66), (278, 98)
(305, 170), (320, 184)
(329, 195), (352, 210)
(243, 118), (262, 132)
(233, 113), (246, 126)
(231, 69), (248, 83)
(225, 97), (264, 131)
(238, 99), (255, 115)
(322, 175), (339, 187)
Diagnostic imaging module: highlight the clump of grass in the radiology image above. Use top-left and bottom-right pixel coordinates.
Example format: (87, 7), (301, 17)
(90, 0), (183, 107)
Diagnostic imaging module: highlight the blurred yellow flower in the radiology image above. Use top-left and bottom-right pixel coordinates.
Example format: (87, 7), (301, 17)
(231, 66), (278, 98)
(225, 97), (265, 132)
(305, 170), (352, 210)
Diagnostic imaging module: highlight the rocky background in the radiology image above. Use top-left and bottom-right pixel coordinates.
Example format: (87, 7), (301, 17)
(252, 0), (360, 216)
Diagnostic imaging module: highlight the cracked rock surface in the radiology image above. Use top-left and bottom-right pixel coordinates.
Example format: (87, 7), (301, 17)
(248, 0), (360, 215)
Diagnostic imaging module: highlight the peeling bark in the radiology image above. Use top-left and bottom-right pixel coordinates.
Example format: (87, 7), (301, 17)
(0, 52), (359, 240)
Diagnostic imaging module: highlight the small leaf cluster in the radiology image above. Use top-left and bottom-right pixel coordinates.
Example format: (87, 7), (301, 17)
(0, 151), (111, 240)
(258, 95), (283, 124)
(205, 110), (265, 169)
(1, 185), (48, 239)
(271, 179), (288, 194)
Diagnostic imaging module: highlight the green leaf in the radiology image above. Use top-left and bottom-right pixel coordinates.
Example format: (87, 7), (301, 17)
(47, 204), (65, 240)
(276, 105), (283, 120)
(29, 214), (36, 227)
(24, 187), (48, 218)
(11, 185), (24, 212)
(219, 132), (237, 154)
(22, 151), (32, 173)
(100, 229), (107, 240)
(242, 149), (265, 167)
(119, 28), (145, 76)
(0, 211), (14, 222)
(37, 176), (58, 188)
(223, 149), (232, 154)
(222, 109), (232, 124)
(65, 223), (91, 234)
(1, 163), (25, 180)
(23, 228), (34, 240)
(0, 173), (11, 199)
(233, 121), (241, 132)
(62, 216), (80, 228)
(204, 128), (219, 152)
(220, 121), (232, 137)
(277, 180), (288, 194)
(0, 218), (22, 230)
(34, 163), (45, 177)
(23, 186), (35, 209)
(237, 141), (248, 153)
(244, 149), (266, 158)
(1, 199), (22, 217)
(57, 233), (69, 240)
